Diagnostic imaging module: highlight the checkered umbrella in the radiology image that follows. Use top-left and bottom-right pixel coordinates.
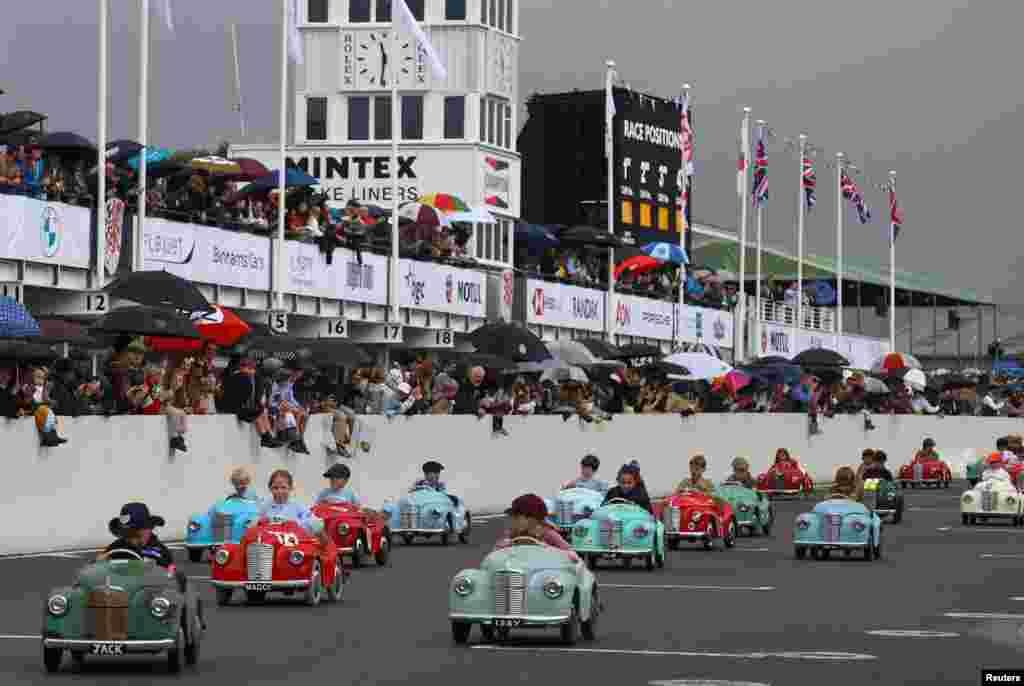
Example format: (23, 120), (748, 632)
(0, 297), (40, 338)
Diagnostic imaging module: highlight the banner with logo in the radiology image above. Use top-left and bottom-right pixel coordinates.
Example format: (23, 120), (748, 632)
(754, 322), (888, 369)
(613, 293), (676, 341)
(525, 279), (605, 332)
(284, 242), (388, 305)
(0, 194), (91, 268)
(836, 332), (890, 370)
(678, 304), (734, 349)
(399, 259), (486, 317)
(141, 218), (270, 290)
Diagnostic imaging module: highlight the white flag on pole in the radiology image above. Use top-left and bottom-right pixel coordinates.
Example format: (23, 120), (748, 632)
(605, 84), (616, 156)
(288, 0), (304, 64)
(396, 0), (447, 80)
(155, 0), (175, 33)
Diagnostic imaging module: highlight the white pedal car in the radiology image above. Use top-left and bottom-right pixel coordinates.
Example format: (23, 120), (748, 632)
(960, 478), (1024, 526)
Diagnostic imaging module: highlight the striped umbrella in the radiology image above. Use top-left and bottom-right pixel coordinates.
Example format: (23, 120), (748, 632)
(641, 242), (689, 265)
(418, 192), (470, 213)
(398, 202), (451, 227)
(870, 352), (921, 374)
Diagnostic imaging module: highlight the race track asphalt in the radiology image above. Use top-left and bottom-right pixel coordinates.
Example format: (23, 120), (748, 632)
(2, 482), (1022, 685)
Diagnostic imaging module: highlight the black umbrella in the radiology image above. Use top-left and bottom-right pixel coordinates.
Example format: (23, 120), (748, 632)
(613, 343), (663, 360)
(105, 139), (144, 164)
(793, 348), (849, 368)
(294, 340), (372, 367)
(558, 225), (624, 248)
(938, 374), (978, 391)
(468, 322), (552, 363)
(105, 271), (212, 313)
(438, 352), (518, 371)
(240, 336), (299, 355)
(35, 319), (99, 347)
(644, 361), (691, 377)
(38, 131), (97, 160)
(738, 363), (803, 386)
(0, 110), (47, 135)
(92, 307), (200, 339)
(747, 355), (792, 366)
(0, 130), (42, 147)
(576, 338), (622, 359)
(0, 340), (58, 361)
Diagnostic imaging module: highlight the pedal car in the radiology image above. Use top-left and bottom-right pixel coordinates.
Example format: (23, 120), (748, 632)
(544, 488), (606, 538)
(863, 478), (905, 523)
(449, 536), (600, 645)
(209, 517), (345, 606)
(42, 552), (202, 673)
(960, 479), (1024, 526)
(184, 495), (261, 563)
(898, 457), (952, 488)
(793, 498), (882, 561)
(313, 502), (391, 567)
(571, 498), (666, 569)
(756, 461), (814, 498)
(716, 481), (773, 536)
(385, 486), (471, 546)
(654, 489), (738, 550)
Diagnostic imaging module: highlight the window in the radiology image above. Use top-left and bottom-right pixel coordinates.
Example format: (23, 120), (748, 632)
(375, 0), (390, 22)
(349, 0), (371, 22)
(482, 0), (512, 31)
(489, 0), (496, 27)
(480, 96), (513, 150)
(405, 0), (424, 20)
(348, 96), (370, 140)
(475, 218), (512, 264)
(502, 102), (512, 149)
(445, 0), (466, 20)
(487, 99), (496, 145)
(402, 94), (423, 140)
(308, 0), (329, 22)
(481, 0), (488, 23)
(444, 96), (465, 139)
(306, 96), (328, 140)
(374, 96), (392, 140)
(506, 0), (513, 33)
(497, 0), (505, 31)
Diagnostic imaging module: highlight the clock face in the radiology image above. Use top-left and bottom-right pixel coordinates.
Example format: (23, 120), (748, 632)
(354, 31), (418, 88)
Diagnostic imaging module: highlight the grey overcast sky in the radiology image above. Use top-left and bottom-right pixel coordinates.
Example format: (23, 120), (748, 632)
(3, 1), (1022, 302)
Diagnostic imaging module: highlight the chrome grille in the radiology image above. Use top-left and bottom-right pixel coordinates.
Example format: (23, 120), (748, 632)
(981, 489), (997, 512)
(824, 514), (842, 543)
(493, 571), (526, 616)
(556, 500), (574, 526)
(85, 590), (129, 640)
(399, 505), (418, 529)
(246, 543), (274, 581)
(212, 513), (233, 544)
(913, 463), (923, 481)
(599, 520), (624, 548)
(662, 506), (680, 532)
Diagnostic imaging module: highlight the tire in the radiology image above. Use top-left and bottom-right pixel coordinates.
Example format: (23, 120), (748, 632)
(451, 621), (471, 645)
(401, 534), (414, 546)
(304, 561), (322, 607)
(970, 514), (978, 525)
(351, 536), (365, 568)
(863, 536), (873, 561)
(817, 548), (831, 560)
(962, 513), (970, 526)
(761, 508), (774, 536)
(184, 612), (201, 666)
(723, 520), (737, 549)
(900, 482), (906, 489)
(586, 554), (598, 570)
(42, 645), (62, 673)
(167, 626), (185, 674)
(560, 601), (579, 645)
(245, 590), (266, 604)
(581, 588), (599, 641)
(374, 534), (391, 566)
(440, 516), (452, 546)
(187, 548), (203, 563)
(70, 651), (85, 673)
(327, 559), (345, 602)
(655, 547), (665, 569)
(215, 588), (232, 606)
(702, 521), (716, 551)
(645, 553), (655, 571)
(480, 625), (496, 643)
(459, 512), (472, 544)
(621, 556), (632, 569)
(794, 546), (807, 559)
(892, 505), (903, 524)
(668, 537), (680, 551)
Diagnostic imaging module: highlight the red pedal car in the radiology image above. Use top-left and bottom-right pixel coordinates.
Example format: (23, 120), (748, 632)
(756, 461), (814, 498)
(210, 518), (345, 606)
(312, 502), (391, 568)
(898, 456), (953, 488)
(653, 490), (737, 551)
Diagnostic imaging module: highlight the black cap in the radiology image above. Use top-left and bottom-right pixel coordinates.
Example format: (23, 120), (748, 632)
(323, 463), (351, 480)
(108, 502), (165, 535)
(581, 454), (600, 470)
(997, 437), (1010, 450)
(875, 450), (888, 463)
(618, 460), (640, 476)
(423, 461), (444, 474)
(923, 438), (936, 448)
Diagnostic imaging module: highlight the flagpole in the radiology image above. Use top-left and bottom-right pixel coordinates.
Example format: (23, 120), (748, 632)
(889, 170), (896, 352)
(737, 107), (751, 362)
(390, 24), (400, 321)
(605, 59), (616, 342)
(754, 119), (764, 355)
(796, 133), (806, 341)
(96, 0), (108, 289)
(230, 23), (247, 139)
(137, 0), (149, 273)
(835, 152), (844, 341)
(678, 83), (690, 351)
(276, 0), (288, 310)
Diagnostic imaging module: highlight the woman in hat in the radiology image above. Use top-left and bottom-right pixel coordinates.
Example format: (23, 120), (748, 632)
(602, 461), (653, 513)
(675, 454), (715, 495)
(411, 461), (447, 493)
(315, 463), (362, 506)
(493, 494), (579, 562)
(257, 469), (327, 543)
(562, 454), (609, 492)
(99, 502), (173, 568)
(829, 466), (863, 501)
(725, 457), (755, 488)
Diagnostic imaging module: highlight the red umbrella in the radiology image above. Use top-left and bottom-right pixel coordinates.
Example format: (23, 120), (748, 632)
(227, 158), (271, 182)
(614, 255), (661, 280)
(145, 306), (251, 352)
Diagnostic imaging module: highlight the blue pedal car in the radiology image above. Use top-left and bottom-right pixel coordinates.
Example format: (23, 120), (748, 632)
(545, 488), (606, 538)
(385, 486), (471, 546)
(571, 499), (666, 570)
(184, 495), (262, 563)
(793, 497), (883, 561)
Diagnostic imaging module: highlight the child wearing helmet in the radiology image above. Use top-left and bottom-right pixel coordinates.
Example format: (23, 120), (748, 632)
(411, 461), (447, 492)
(562, 454), (609, 492)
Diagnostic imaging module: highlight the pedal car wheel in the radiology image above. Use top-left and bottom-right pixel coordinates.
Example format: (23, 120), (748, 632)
(167, 626), (185, 674)
(702, 522), (716, 551)
(69, 651), (85, 673)
(586, 554), (598, 570)
(581, 589), (599, 641)
(401, 534), (414, 546)
(794, 546), (807, 559)
(645, 553), (655, 571)
(304, 561), (323, 606)
(723, 521), (737, 549)
(245, 590), (266, 604)
(655, 548), (665, 569)
(622, 556), (632, 569)
(327, 559), (345, 602)
(843, 549), (852, 558)
(560, 601), (580, 645)
(184, 612), (201, 666)
(459, 512), (472, 544)
(42, 644), (62, 673)
(892, 505), (903, 524)
(215, 588), (232, 606)
(187, 548), (203, 563)
(668, 537), (681, 550)
(761, 508), (774, 536)
(480, 625), (496, 643)
(961, 513), (969, 525)
(374, 535), (390, 566)
(351, 537), (365, 568)
(969, 514), (978, 525)
(440, 516), (453, 546)
(451, 621), (471, 645)
(863, 536), (874, 561)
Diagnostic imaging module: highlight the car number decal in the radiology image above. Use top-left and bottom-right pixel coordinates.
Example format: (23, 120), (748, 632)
(270, 532), (299, 547)
(245, 582), (273, 592)
(493, 618), (522, 627)
(90, 642), (124, 656)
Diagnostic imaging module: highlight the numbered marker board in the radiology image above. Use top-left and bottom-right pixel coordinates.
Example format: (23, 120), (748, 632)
(268, 311), (288, 334)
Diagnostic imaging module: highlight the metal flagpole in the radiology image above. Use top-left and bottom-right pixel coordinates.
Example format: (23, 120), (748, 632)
(276, 0), (288, 310)
(96, 0), (108, 289)
(137, 0), (149, 272)
(796, 133), (806, 344)
(754, 119), (764, 354)
(605, 60), (616, 342)
(835, 152), (845, 341)
(390, 24), (401, 320)
(231, 23), (247, 138)
(737, 107), (751, 361)
(889, 170), (897, 352)
(678, 83), (690, 351)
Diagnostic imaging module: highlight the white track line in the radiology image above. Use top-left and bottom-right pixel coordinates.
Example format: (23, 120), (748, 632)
(944, 612), (1024, 620)
(865, 630), (959, 638)
(0, 543), (186, 561)
(602, 584), (774, 592)
(471, 646), (876, 661)
(980, 554), (1024, 559)
(0, 635), (39, 640)
(650, 681), (770, 686)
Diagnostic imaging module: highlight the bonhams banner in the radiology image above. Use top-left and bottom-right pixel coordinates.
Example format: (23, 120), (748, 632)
(525, 279), (605, 332)
(399, 259), (487, 317)
(0, 194), (91, 268)
(141, 218), (270, 291)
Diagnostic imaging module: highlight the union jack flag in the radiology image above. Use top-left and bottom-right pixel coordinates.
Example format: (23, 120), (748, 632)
(889, 181), (904, 243)
(751, 126), (768, 208)
(802, 156), (816, 211)
(841, 171), (872, 224)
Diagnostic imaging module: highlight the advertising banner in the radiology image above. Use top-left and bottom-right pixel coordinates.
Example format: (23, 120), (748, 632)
(678, 305), (735, 349)
(0, 195), (91, 268)
(141, 218), (270, 291)
(399, 259), (487, 317)
(284, 242), (388, 305)
(754, 322), (889, 369)
(613, 293), (676, 341)
(525, 279), (605, 332)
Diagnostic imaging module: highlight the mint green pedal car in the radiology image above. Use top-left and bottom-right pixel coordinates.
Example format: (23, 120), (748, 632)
(571, 498), (666, 570)
(716, 481), (774, 536)
(449, 537), (600, 645)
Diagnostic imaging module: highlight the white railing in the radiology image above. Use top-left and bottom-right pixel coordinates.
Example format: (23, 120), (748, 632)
(758, 298), (835, 333)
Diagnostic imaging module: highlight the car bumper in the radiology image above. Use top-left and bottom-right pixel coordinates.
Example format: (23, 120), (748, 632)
(449, 613), (571, 627)
(573, 546), (652, 556)
(393, 528), (447, 535)
(874, 508), (897, 515)
(758, 489), (804, 495)
(665, 531), (711, 540)
(962, 510), (1017, 517)
(900, 479), (946, 484)
(209, 579), (310, 590)
(43, 638), (175, 653)
(795, 541), (868, 548)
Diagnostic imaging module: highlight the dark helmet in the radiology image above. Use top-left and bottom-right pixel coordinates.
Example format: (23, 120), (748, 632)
(581, 454), (600, 470)
(422, 461), (444, 475)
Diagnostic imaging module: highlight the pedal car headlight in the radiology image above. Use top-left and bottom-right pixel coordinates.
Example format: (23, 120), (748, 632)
(214, 548), (230, 566)
(582, 506), (594, 516)
(962, 494), (973, 504)
(632, 525), (650, 538)
(852, 521), (866, 532)
(797, 519), (810, 529)
(738, 504), (750, 513)
(453, 576), (474, 596)
(47, 594), (68, 617)
(1008, 497), (1018, 506)
(574, 525), (588, 538)
(543, 577), (565, 599)
(430, 509), (442, 518)
(150, 597), (171, 618)
(337, 522), (351, 536)
(289, 550), (305, 566)
(187, 521), (201, 533)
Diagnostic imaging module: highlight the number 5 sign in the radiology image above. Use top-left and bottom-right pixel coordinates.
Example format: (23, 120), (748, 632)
(269, 311), (288, 334)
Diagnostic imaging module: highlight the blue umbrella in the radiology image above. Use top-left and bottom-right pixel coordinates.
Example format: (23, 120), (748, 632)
(248, 168), (319, 191)
(515, 222), (560, 248)
(642, 242), (689, 265)
(0, 297), (41, 338)
(810, 280), (836, 305)
(127, 147), (173, 171)
(105, 139), (143, 164)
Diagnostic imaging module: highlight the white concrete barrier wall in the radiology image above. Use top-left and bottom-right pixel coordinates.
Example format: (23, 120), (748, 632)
(3, 414), (1015, 555)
